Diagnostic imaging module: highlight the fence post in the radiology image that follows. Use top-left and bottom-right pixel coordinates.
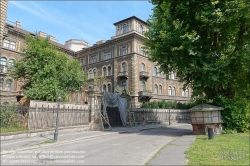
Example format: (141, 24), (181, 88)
(169, 109), (171, 125)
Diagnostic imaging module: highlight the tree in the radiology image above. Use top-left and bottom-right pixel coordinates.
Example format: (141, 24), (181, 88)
(145, 0), (250, 132)
(11, 35), (87, 102)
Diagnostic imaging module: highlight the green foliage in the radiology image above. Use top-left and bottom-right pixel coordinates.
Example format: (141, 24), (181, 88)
(141, 101), (192, 109)
(145, 0), (250, 132)
(11, 35), (87, 102)
(0, 104), (23, 128)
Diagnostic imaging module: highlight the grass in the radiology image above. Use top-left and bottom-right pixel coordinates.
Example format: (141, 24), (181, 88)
(185, 132), (249, 165)
(1, 126), (27, 133)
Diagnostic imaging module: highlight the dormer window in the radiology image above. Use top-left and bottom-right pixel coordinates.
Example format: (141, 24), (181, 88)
(123, 24), (127, 33)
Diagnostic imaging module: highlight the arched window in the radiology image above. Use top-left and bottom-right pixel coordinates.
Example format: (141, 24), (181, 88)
(185, 89), (189, 97)
(93, 69), (97, 78)
(108, 66), (112, 76)
(153, 67), (157, 76)
(172, 87), (176, 96)
(159, 85), (162, 94)
(0, 78), (3, 90)
(122, 62), (126, 72)
(108, 84), (111, 92)
(122, 81), (127, 90)
(103, 84), (107, 92)
(171, 71), (175, 79)
(0, 57), (7, 65)
(157, 68), (161, 77)
(139, 25), (143, 34)
(168, 86), (172, 96)
(5, 79), (12, 91)
(103, 67), (107, 76)
(141, 63), (145, 72)
(141, 81), (146, 91)
(154, 84), (158, 94)
(182, 89), (185, 96)
(89, 70), (93, 79)
(8, 59), (14, 69)
(123, 24), (127, 33)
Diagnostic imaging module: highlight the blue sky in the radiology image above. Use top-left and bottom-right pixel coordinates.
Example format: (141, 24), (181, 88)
(7, 1), (153, 46)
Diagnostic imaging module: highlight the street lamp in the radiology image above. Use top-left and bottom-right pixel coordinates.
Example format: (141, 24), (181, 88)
(54, 93), (61, 141)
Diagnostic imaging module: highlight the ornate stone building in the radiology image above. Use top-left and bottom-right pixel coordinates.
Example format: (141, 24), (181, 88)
(78, 16), (191, 107)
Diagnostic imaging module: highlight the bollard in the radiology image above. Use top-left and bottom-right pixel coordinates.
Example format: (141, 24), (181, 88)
(208, 126), (214, 139)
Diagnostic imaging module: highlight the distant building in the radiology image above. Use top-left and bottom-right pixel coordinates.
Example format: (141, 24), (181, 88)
(64, 39), (90, 52)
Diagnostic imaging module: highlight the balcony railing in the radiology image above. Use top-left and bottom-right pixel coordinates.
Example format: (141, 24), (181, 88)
(138, 91), (153, 102)
(140, 71), (149, 79)
(118, 71), (128, 78)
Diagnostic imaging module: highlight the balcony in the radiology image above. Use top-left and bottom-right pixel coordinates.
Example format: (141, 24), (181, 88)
(138, 91), (153, 102)
(118, 71), (128, 79)
(140, 71), (149, 79)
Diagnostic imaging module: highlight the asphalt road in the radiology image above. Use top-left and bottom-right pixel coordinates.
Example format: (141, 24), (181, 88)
(1, 125), (193, 165)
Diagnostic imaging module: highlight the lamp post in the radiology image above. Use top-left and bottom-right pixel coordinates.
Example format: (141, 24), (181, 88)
(54, 93), (61, 141)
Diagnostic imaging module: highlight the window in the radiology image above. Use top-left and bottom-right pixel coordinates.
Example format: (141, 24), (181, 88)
(169, 71), (175, 79)
(0, 57), (7, 65)
(140, 47), (144, 55)
(168, 86), (172, 95)
(185, 89), (189, 97)
(90, 55), (97, 63)
(123, 24), (127, 33)
(141, 63), (145, 72)
(154, 84), (158, 94)
(0, 78), (3, 90)
(122, 62), (126, 72)
(103, 84), (107, 92)
(122, 81), (127, 90)
(108, 84), (111, 92)
(159, 85), (162, 94)
(80, 58), (85, 66)
(141, 81), (146, 91)
(157, 68), (161, 77)
(89, 70), (93, 79)
(5, 79), (12, 91)
(104, 51), (111, 60)
(10, 41), (16, 50)
(108, 66), (112, 76)
(3, 40), (9, 48)
(139, 25), (143, 34)
(8, 59), (14, 70)
(172, 87), (176, 96)
(122, 46), (127, 55)
(93, 69), (97, 78)
(182, 89), (185, 96)
(103, 67), (107, 76)
(153, 67), (157, 76)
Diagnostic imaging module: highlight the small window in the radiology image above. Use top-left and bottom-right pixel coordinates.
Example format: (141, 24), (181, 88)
(139, 25), (143, 34)
(108, 84), (111, 92)
(104, 51), (111, 60)
(108, 66), (112, 76)
(103, 84), (107, 92)
(141, 63), (145, 72)
(182, 89), (185, 96)
(168, 86), (172, 96)
(123, 24), (127, 33)
(122, 46), (127, 55)
(89, 70), (93, 79)
(157, 68), (161, 77)
(3, 40), (9, 48)
(154, 84), (158, 94)
(90, 55), (97, 63)
(5, 79), (12, 91)
(103, 67), (107, 76)
(185, 89), (189, 97)
(8, 59), (14, 70)
(0, 57), (7, 65)
(10, 41), (16, 50)
(122, 62), (126, 72)
(80, 58), (85, 66)
(153, 67), (157, 76)
(159, 85), (162, 94)
(140, 47), (144, 55)
(122, 81), (127, 91)
(141, 81), (146, 91)
(93, 69), (97, 78)
(172, 87), (176, 96)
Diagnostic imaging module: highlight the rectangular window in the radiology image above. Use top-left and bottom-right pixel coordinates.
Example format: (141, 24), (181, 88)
(104, 51), (111, 60)
(122, 46), (127, 55)
(3, 40), (9, 48)
(89, 55), (97, 63)
(80, 58), (85, 66)
(10, 42), (16, 50)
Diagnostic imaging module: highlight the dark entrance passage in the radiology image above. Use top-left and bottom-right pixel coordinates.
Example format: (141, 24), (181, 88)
(106, 106), (123, 127)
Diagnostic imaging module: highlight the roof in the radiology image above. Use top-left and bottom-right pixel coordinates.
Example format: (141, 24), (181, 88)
(5, 23), (74, 53)
(113, 16), (147, 26)
(188, 103), (224, 112)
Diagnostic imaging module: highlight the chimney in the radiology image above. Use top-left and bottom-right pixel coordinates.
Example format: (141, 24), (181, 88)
(49, 35), (55, 41)
(38, 31), (46, 38)
(15, 21), (21, 28)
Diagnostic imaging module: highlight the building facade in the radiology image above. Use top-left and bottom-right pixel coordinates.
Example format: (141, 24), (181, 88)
(78, 16), (191, 107)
